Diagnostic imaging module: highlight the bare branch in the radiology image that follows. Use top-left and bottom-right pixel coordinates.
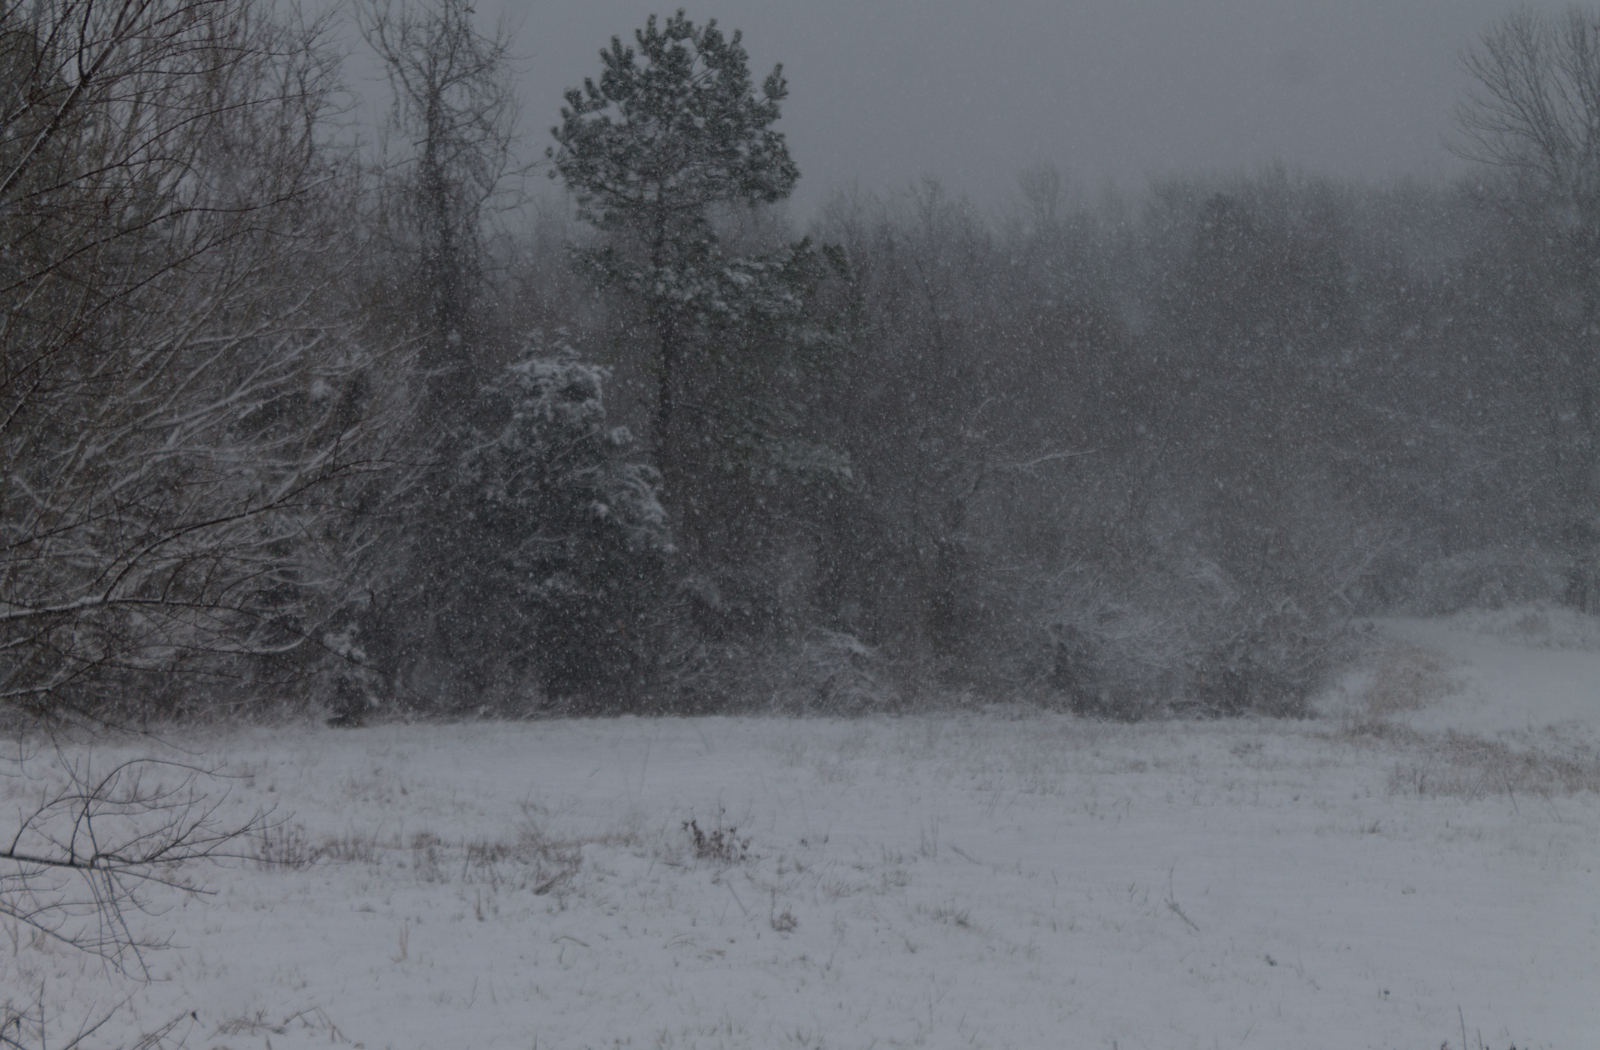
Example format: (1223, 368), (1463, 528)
(2, 751), (266, 979)
(1, 0), (424, 720)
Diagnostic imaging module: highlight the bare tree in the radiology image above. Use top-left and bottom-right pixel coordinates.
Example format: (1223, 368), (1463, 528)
(1455, 7), (1600, 226)
(344, 0), (530, 711)
(0, 0), (412, 721)
(809, 181), (1105, 678)
(361, 0), (521, 419)
(1456, 6), (1600, 604)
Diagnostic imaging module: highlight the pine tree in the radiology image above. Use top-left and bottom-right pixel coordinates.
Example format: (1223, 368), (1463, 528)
(446, 336), (669, 702)
(550, 12), (849, 664)
(548, 11), (817, 492)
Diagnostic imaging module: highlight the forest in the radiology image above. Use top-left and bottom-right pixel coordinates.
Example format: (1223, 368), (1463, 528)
(4, 0), (1599, 728)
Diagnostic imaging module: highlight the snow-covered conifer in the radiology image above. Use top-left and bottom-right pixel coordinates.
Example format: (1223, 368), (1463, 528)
(447, 335), (669, 700)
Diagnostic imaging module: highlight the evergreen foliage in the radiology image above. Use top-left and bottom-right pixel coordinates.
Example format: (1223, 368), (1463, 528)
(549, 11), (798, 240)
(546, 11), (850, 695)
(447, 338), (669, 702)
(547, 10), (824, 496)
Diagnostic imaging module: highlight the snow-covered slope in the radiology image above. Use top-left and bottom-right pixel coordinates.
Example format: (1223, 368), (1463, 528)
(1371, 605), (1600, 737)
(4, 612), (1596, 1050)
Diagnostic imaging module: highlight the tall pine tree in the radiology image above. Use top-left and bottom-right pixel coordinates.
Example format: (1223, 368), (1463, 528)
(548, 13), (839, 503)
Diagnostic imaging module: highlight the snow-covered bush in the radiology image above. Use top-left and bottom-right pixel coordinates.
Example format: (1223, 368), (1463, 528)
(1034, 557), (1348, 720)
(440, 338), (670, 705)
(1187, 591), (1344, 717)
(1040, 596), (1182, 720)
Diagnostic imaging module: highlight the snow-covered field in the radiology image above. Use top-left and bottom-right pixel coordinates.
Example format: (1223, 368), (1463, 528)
(5, 609), (1598, 1050)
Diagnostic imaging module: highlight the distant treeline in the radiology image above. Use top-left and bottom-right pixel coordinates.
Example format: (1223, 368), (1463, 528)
(3, 0), (1596, 724)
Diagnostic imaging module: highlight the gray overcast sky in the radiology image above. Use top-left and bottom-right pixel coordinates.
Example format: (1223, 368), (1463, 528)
(485, 0), (1573, 219)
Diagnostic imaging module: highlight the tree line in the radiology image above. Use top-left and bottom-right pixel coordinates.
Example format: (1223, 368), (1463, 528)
(4, 0), (1599, 726)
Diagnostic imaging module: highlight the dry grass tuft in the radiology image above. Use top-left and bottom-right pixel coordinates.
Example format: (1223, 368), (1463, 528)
(1329, 642), (1600, 800)
(250, 814), (628, 895)
(684, 818), (750, 864)
(1388, 730), (1600, 800)
(1354, 645), (1464, 719)
(253, 823), (324, 870)
(320, 831), (384, 864)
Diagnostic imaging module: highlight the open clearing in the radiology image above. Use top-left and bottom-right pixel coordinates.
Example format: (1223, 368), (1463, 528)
(4, 609), (1597, 1050)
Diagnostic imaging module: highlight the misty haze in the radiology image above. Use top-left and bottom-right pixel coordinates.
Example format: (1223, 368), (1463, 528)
(2, 1), (1596, 1047)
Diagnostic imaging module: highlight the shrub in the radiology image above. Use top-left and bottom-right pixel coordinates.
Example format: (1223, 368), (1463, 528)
(1037, 557), (1348, 719)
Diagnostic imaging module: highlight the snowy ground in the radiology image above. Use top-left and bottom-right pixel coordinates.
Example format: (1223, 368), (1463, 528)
(4, 608), (1598, 1050)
